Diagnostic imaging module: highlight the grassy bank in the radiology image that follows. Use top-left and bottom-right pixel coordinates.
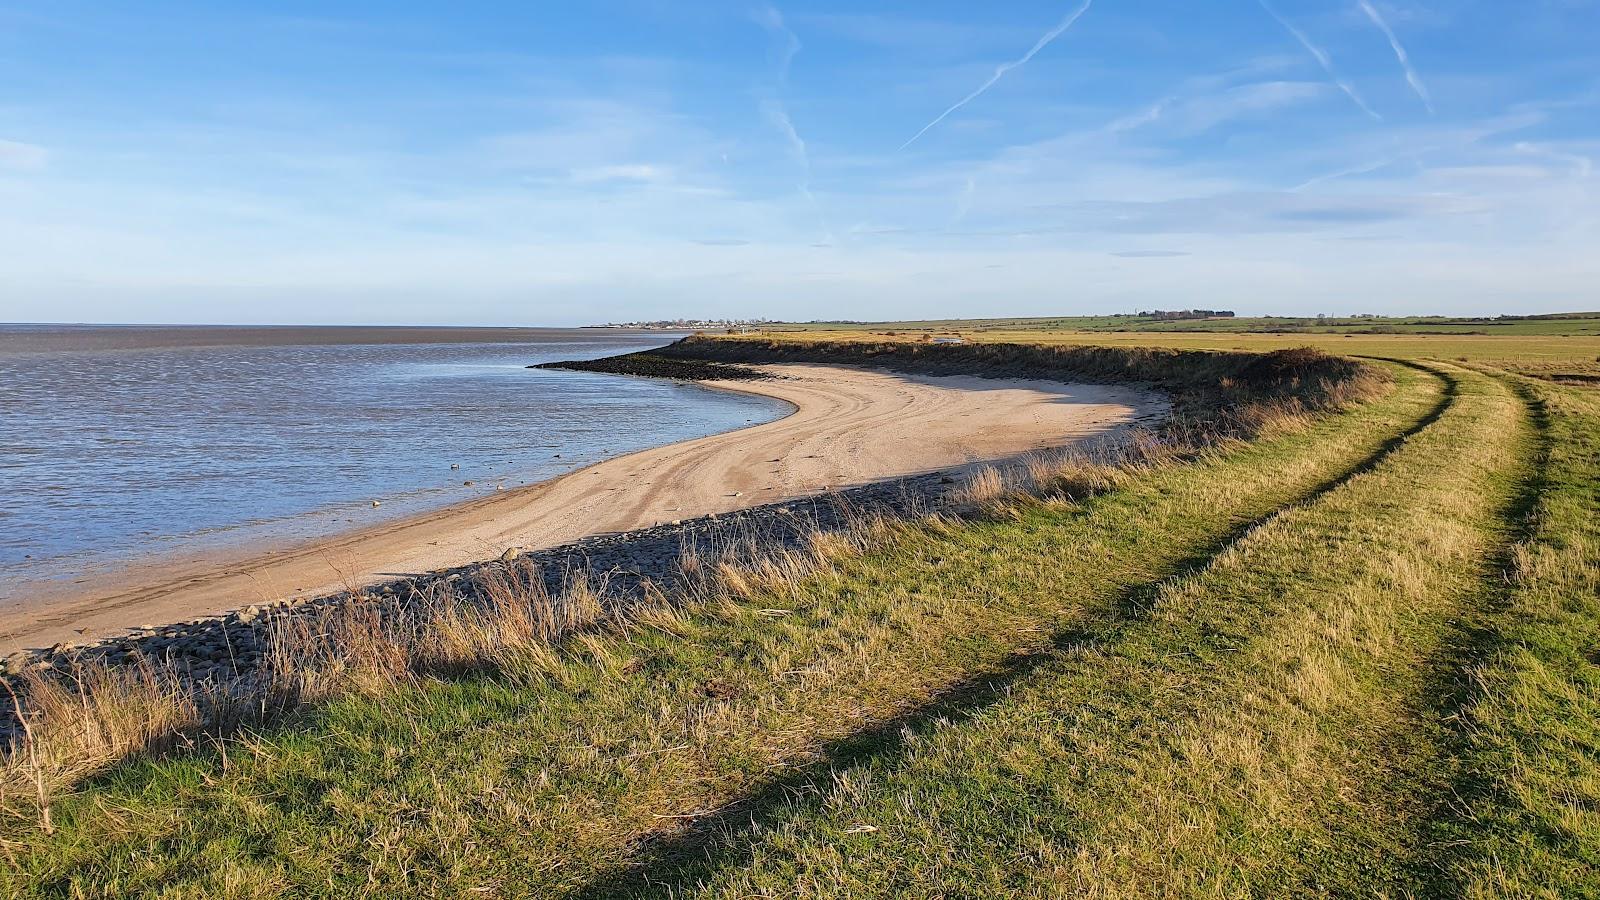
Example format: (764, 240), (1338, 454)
(2, 354), (1409, 895)
(4, 337), (1595, 898)
(727, 324), (1600, 374)
(767, 312), (1600, 338)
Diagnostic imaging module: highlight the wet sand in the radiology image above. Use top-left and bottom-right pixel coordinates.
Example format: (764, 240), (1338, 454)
(0, 364), (1165, 653)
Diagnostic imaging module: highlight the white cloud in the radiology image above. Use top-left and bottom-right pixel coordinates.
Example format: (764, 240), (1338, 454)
(755, 4), (828, 240)
(568, 164), (671, 184)
(1515, 140), (1593, 178)
(0, 139), (48, 171)
(792, 12), (1033, 55)
(754, 4), (799, 83)
(1167, 81), (1327, 134)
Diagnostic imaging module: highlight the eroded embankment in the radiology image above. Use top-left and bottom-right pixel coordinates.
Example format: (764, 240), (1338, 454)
(3, 348), (1400, 897)
(582, 334), (1375, 418)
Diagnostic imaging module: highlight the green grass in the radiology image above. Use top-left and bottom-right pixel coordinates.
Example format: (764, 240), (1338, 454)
(743, 325), (1600, 371)
(4, 340), (1597, 898)
(2, 366), (1433, 897)
(775, 312), (1600, 337)
(738, 313), (1600, 379)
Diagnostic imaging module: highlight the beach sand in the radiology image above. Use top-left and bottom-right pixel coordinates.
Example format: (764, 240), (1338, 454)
(0, 364), (1165, 653)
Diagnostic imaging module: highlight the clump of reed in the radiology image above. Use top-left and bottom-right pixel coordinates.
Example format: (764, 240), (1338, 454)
(954, 387), (1336, 517)
(1, 659), (204, 834)
(262, 561), (606, 701)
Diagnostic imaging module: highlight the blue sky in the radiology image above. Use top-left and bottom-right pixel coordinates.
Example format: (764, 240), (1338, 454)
(0, 1), (1596, 325)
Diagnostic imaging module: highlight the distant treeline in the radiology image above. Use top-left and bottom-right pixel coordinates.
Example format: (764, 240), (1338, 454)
(1136, 310), (1237, 320)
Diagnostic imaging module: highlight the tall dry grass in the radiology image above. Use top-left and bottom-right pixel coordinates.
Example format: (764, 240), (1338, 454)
(955, 393), (1324, 516)
(1, 658), (204, 831)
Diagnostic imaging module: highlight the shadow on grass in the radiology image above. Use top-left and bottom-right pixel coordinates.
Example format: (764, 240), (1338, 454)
(571, 361), (1457, 899)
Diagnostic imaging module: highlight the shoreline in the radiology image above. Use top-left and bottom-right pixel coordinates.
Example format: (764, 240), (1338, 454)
(1, 363), (1165, 655)
(0, 373), (790, 610)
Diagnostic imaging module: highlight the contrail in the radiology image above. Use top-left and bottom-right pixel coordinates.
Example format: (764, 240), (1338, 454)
(1358, 0), (1434, 114)
(762, 99), (811, 182)
(762, 99), (832, 239)
(901, 0), (1094, 150)
(1292, 152), (1413, 191)
(1256, 0), (1381, 121)
(755, 4), (800, 84)
(755, 7), (832, 240)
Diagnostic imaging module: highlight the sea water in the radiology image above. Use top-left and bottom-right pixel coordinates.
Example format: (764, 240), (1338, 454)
(0, 325), (788, 600)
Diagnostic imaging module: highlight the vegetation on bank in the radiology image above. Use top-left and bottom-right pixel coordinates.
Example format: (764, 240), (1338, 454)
(735, 317), (1600, 381)
(771, 311), (1600, 337)
(2, 333), (1596, 898)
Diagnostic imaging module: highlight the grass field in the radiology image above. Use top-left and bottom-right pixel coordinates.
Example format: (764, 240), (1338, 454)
(2, 330), (1596, 898)
(752, 313), (1600, 380)
(774, 311), (1600, 338)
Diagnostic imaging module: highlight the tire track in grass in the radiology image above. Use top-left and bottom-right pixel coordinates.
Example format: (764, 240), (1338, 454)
(567, 363), (1455, 899)
(1254, 364), (1540, 893)
(1423, 374), (1600, 898)
(641, 364), (1524, 899)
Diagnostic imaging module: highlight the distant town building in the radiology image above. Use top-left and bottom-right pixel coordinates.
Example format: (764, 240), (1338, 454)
(1135, 309), (1237, 320)
(591, 318), (777, 330)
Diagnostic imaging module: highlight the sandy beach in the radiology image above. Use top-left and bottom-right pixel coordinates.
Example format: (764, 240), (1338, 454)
(0, 363), (1164, 653)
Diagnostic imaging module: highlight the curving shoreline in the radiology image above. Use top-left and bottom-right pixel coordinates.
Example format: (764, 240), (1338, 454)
(1, 363), (1165, 655)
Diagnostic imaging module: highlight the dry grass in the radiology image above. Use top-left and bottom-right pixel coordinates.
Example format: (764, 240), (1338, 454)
(264, 562), (606, 702)
(1, 659), (204, 816)
(958, 394), (1322, 517)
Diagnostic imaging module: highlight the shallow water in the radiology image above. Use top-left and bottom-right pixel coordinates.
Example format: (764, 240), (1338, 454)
(0, 326), (790, 599)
